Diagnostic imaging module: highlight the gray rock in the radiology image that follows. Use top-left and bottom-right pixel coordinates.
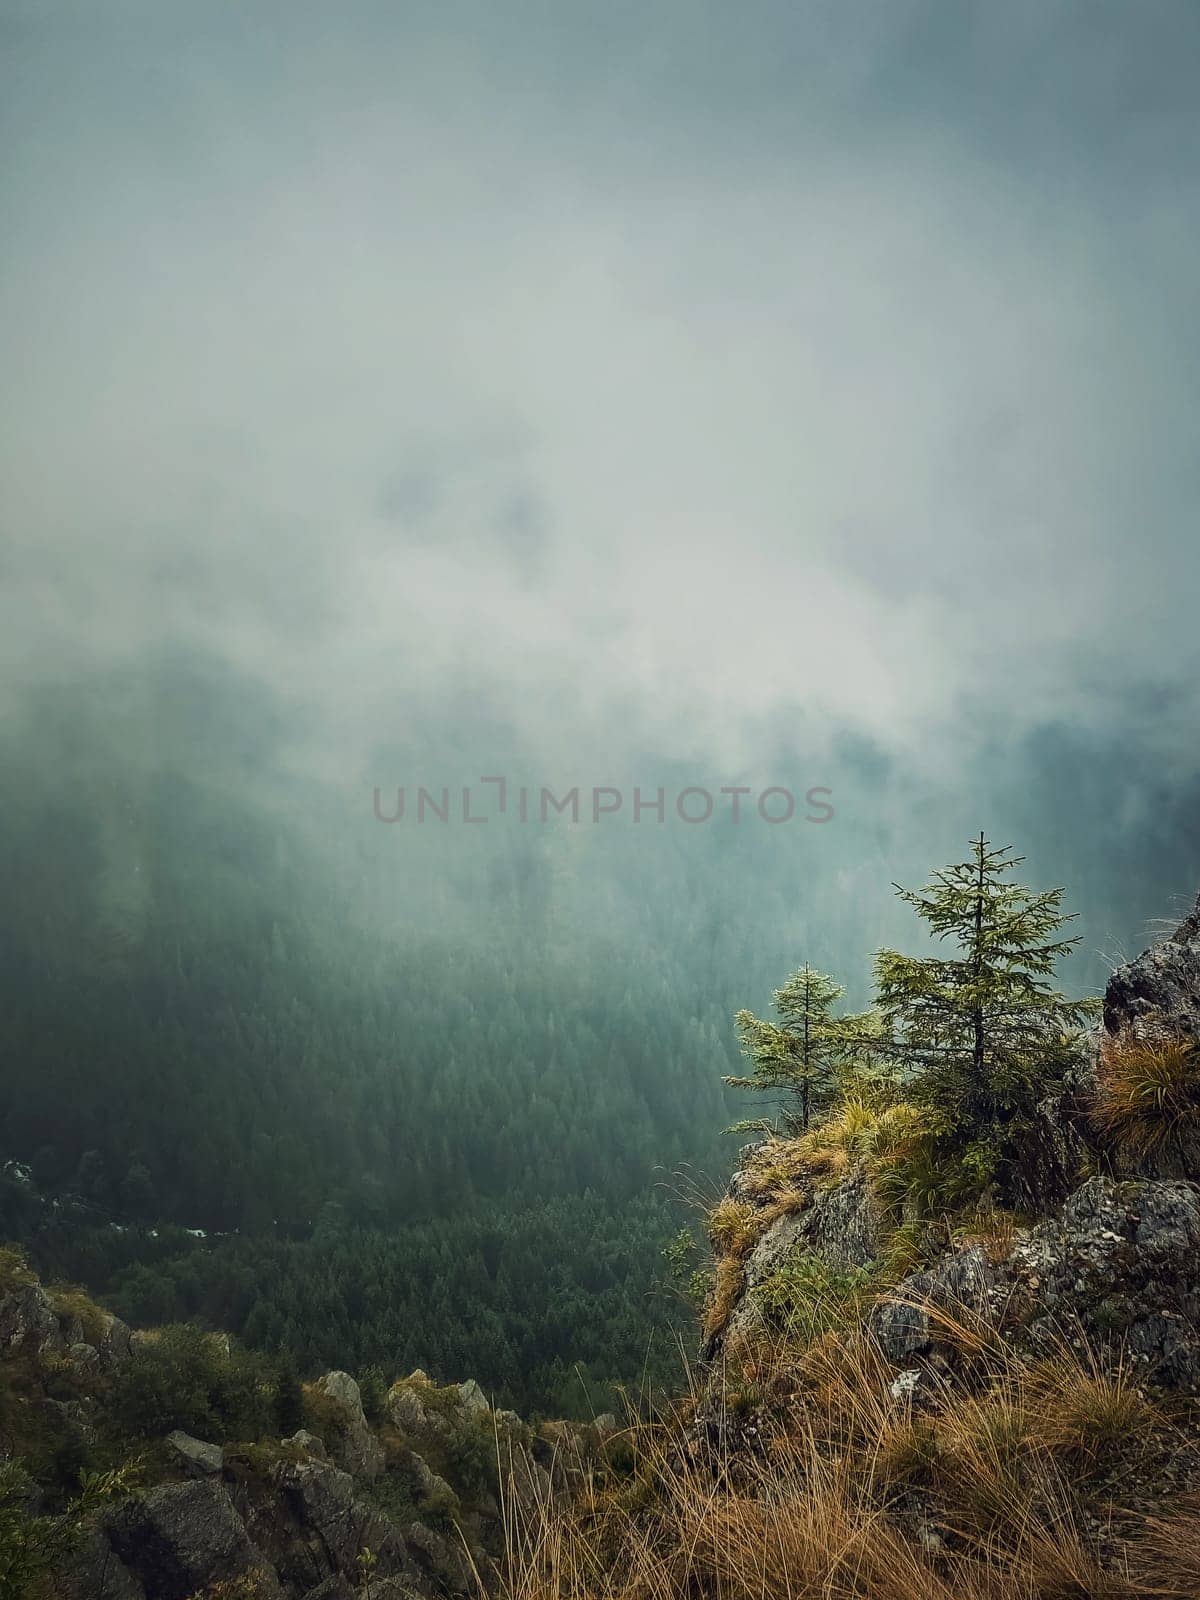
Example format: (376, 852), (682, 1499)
(1014, 1176), (1200, 1389)
(388, 1382), (432, 1435)
(312, 1371), (385, 1477)
(51, 1526), (146, 1600)
(1104, 888), (1200, 1041)
(719, 1172), (882, 1348)
(98, 1313), (134, 1371)
(107, 1478), (281, 1599)
(166, 1429), (224, 1476)
(303, 1578), (356, 1600)
(457, 1377), (489, 1416)
(67, 1340), (101, 1377)
(274, 1458), (360, 1572)
(0, 1281), (63, 1353)
(267, 1456), (417, 1592)
(285, 1428), (330, 1461)
(871, 1245), (993, 1364)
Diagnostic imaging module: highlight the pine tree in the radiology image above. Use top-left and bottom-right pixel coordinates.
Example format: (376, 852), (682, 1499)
(727, 965), (848, 1132)
(874, 834), (1095, 1138)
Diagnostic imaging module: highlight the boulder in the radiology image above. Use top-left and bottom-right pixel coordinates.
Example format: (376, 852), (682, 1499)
(311, 1371), (385, 1477)
(1104, 887), (1200, 1041)
(871, 1244), (994, 1364)
(166, 1429), (224, 1477)
(263, 1456), (417, 1592)
(273, 1458), (362, 1576)
(284, 1428), (330, 1461)
(302, 1578), (356, 1600)
(67, 1340), (101, 1378)
(457, 1378), (489, 1417)
(717, 1171), (882, 1350)
(106, 1478), (281, 1599)
(52, 1526), (146, 1600)
(1015, 1175), (1200, 1388)
(98, 1312), (134, 1371)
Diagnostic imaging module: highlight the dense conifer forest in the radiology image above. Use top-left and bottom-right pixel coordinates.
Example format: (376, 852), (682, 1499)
(2, 659), (1196, 1415)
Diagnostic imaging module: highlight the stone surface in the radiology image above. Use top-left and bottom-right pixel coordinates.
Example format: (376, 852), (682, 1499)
(312, 1370), (385, 1477)
(53, 1526), (147, 1600)
(1104, 887), (1200, 1040)
(284, 1428), (330, 1461)
(1015, 1175), (1200, 1388)
(457, 1378), (489, 1416)
(871, 1245), (993, 1364)
(717, 1171), (882, 1349)
(107, 1478), (281, 1599)
(0, 1280), (63, 1353)
(166, 1429), (224, 1476)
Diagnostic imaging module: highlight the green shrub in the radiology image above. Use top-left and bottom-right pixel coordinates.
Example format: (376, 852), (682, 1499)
(755, 1252), (876, 1344)
(110, 1326), (272, 1443)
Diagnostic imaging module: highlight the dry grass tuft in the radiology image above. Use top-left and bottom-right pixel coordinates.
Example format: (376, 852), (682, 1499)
(701, 1255), (746, 1342)
(492, 1315), (1186, 1600)
(704, 1197), (757, 1259)
(1092, 1030), (1200, 1161)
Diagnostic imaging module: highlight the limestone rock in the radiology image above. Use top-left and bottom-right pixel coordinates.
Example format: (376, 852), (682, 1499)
(1015, 1175), (1200, 1388)
(67, 1340), (101, 1378)
(457, 1377), (489, 1416)
(284, 1428), (329, 1461)
(0, 1280), (62, 1353)
(302, 1578), (356, 1600)
(717, 1172), (881, 1349)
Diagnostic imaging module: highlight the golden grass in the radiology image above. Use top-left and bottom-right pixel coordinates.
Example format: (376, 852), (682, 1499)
(704, 1197), (758, 1259)
(490, 1314), (1191, 1600)
(1092, 1031), (1200, 1160)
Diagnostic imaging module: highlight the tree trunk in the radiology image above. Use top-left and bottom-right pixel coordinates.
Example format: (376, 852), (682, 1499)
(972, 832), (986, 1116)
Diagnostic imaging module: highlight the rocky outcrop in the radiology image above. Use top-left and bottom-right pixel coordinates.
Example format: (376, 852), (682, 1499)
(713, 1171), (882, 1351)
(870, 1175), (1200, 1391)
(0, 1278), (65, 1354)
(1104, 888), (1200, 1039)
(53, 1526), (147, 1600)
(107, 1479), (282, 1599)
(871, 1244), (993, 1366)
(711, 888), (1200, 1398)
(0, 1256), (561, 1598)
(0, 1266), (133, 1378)
(310, 1371), (385, 1478)
(166, 1430), (224, 1477)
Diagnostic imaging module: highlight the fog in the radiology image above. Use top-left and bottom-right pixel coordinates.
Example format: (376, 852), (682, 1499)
(3, 0), (1199, 983)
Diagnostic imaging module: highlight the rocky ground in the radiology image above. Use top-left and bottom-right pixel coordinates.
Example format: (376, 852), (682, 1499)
(0, 1260), (611, 1599)
(7, 890), (1200, 1600)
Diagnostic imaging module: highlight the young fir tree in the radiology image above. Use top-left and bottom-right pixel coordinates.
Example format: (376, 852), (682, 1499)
(874, 834), (1095, 1139)
(727, 965), (848, 1132)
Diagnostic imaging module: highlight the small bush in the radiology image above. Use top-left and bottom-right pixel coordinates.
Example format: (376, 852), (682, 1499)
(0, 1245), (36, 1294)
(755, 1252), (876, 1345)
(47, 1285), (109, 1346)
(110, 1325), (273, 1443)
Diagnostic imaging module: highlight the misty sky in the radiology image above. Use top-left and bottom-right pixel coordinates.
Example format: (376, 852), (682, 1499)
(3, 1), (1199, 808)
